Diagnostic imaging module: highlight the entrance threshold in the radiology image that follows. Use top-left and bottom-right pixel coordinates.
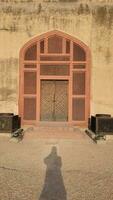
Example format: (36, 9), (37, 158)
(22, 124), (88, 141)
(36, 121), (72, 127)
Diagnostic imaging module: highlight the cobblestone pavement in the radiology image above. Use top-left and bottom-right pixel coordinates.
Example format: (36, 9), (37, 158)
(1, 129), (113, 200)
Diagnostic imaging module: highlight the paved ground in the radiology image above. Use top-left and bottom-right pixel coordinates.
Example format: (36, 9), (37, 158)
(0, 127), (113, 200)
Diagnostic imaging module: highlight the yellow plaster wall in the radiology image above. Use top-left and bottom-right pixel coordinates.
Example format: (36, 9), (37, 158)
(0, 1), (113, 117)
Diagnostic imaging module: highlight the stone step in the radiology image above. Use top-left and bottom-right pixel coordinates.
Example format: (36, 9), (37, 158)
(22, 126), (89, 141)
(23, 125), (78, 133)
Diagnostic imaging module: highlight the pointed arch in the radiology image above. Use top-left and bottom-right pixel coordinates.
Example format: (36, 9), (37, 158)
(19, 30), (91, 126)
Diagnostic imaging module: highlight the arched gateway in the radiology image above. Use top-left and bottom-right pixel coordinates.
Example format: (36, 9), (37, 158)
(19, 30), (90, 126)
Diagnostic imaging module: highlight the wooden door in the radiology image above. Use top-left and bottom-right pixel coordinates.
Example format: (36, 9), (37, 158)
(41, 80), (68, 121)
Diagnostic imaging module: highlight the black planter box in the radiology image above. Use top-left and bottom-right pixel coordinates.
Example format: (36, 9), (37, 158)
(0, 113), (21, 133)
(89, 114), (113, 135)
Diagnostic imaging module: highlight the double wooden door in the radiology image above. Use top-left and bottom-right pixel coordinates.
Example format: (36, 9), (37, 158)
(41, 80), (68, 121)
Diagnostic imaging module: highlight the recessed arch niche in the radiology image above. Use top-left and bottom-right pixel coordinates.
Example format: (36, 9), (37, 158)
(19, 30), (90, 126)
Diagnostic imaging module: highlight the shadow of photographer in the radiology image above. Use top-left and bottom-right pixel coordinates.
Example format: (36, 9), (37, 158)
(39, 146), (67, 200)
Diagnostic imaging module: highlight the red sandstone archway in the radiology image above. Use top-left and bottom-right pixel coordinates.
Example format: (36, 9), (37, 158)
(19, 30), (91, 126)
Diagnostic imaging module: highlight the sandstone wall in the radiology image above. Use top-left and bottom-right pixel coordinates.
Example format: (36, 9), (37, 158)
(0, 0), (113, 116)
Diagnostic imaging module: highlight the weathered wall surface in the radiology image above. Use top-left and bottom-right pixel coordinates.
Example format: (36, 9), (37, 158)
(0, 0), (113, 116)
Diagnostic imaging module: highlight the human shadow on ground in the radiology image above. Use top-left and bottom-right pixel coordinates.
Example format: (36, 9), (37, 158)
(39, 146), (67, 200)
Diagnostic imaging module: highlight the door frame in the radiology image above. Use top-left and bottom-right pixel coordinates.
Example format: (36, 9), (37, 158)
(19, 30), (91, 126)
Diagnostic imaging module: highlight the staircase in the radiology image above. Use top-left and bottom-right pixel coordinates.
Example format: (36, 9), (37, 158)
(23, 124), (87, 140)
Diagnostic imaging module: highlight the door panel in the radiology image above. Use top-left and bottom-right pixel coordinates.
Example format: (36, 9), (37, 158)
(24, 98), (36, 120)
(72, 98), (85, 121)
(41, 80), (68, 121)
(55, 81), (68, 121)
(41, 81), (54, 121)
(73, 72), (85, 95)
(24, 72), (37, 94)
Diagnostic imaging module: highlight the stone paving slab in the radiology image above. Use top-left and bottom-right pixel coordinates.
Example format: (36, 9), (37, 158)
(0, 129), (113, 200)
